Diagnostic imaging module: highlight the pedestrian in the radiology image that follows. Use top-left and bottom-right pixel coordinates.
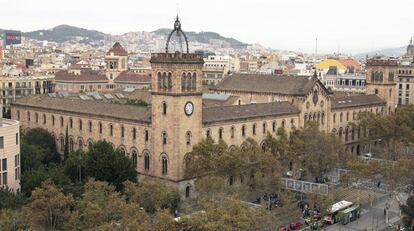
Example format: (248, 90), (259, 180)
(174, 209), (178, 218)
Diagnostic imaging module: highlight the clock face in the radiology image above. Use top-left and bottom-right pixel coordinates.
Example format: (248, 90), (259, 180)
(184, 101), (194, 116)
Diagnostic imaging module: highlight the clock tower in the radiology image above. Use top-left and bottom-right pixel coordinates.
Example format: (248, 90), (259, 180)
(149, 16), (204, 192)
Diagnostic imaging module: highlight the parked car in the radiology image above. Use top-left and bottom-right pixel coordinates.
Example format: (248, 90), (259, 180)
(289, 220), (303, 230)
(362, 153), (372, 160)
(277, 226), (291, 231)
(323, 215), (334, 225)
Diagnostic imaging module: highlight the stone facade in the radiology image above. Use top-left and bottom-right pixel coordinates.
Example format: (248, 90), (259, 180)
(9, 19), (396, 198)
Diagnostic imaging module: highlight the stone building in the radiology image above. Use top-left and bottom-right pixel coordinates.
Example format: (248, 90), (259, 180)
(10, 17), (395, 197)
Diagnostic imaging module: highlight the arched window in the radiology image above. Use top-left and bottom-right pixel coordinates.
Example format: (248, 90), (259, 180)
(167, 72), (172, 90)
(340, 113), (343, 122)
(346, 112), (349, 121)
(121, 126), (125, 138)
(132, 128), (137, 140)
(187, 72), (192, 90)
(252, 124), (257, 135)
(157, 72), (162, 89)
(162, 102), (167, 115)
(262, 122), (266, 134)
(191, 72), (197, 90)
(43, 114), (46, 124)
(389, 88), (392, 97)
(345, 127), (349, 142)
(144, 130), (149, 142)
(186, 131), (192, 145)
(338, 128), (343, 138)
(79, 119), (83, 131)
(132, 150), (138, 168)
(185, 185), (191, 198)
(119, 147), (126, 155)
(60, 117), (64, 127)
(219, 127), (224, 140)
(99, 122), (102, 134)
(162, 131), (167, 145)
(353, 112), (356, 120)
(35, 113), (38, 123)
(144, 152), (150, 170)
(161, 155), (168, 175)
(282, 120), (285, 128)
(69, 137), (74, 152)
(206, 129), (211, 138)
(272, 121), (276, 132)
(109, 124), (113, 136)
(78, 138), (83, 151)
(230, 126), (235, 138)
(229, 176), (234, 186)
(60, 136), (65, 152)
(181, 72), (187, 91)
(52, 115), (55, 126)
(88, 139), (93, 149)
(88, 121), (92, 132)
(241, 125), (246, 137)
(27, 112), (31, 121)
(69, 118), (73, 128)
(162, 72), (167, 89)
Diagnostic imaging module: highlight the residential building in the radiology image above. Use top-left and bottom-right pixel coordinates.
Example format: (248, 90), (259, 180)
(0, 103), (20, 192)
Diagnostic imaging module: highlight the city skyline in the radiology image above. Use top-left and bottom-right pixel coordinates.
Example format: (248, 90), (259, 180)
(1, 0), (414, 54)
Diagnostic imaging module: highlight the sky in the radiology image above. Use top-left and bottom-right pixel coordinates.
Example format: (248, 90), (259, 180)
(1, 0), (414, 54)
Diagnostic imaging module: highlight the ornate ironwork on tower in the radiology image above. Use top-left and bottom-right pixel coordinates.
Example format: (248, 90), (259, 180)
(165, 16), (189, 54)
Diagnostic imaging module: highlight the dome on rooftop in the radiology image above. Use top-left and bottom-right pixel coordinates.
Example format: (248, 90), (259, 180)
(165, 16), (189, 54)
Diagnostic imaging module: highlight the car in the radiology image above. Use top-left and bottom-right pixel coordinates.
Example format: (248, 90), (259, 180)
(289, 220), (303, 230)
(323, 216), (334, 225)
(362, 153), (372, 160)
(277, 226), (291, 231)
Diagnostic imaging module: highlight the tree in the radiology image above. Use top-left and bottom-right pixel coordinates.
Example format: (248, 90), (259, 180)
(185, 138), (282, 201)
(84, 140), (137, 190)
(401, 195), (414, 230)
(21, 128), (61, 173)
(0, 209), (28, 231)
(0, 188), (28, 209)
(289, 122), (344, 181)
(23, 180), (74, 231)
(21, 164), (71, 196)
(64, 150), (86, 183)
(66, 179), (128, 230)
(123, 180), (180, 214)
(182, 197), (277, 231)
(22, 128), (60, 164)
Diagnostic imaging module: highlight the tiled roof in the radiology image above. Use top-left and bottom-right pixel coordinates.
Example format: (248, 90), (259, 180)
(338, 59), (361, 70)
(114, 71), (151, 83)
(202, 101), (299, 124)
(107, 42), (128, 56)
(13, 95), (151, 123)
(55, 70), (107, 82)
(211, 74), (321, 96)
(331, 94), (386, 109)
(202, 96), (239, 108)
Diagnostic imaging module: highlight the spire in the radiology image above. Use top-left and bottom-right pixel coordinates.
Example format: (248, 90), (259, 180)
(174, 15), (181, 30)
